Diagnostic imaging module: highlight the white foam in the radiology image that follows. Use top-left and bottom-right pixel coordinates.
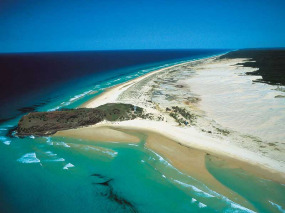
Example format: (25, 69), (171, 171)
(63, 163), (74, 170)
(69, 90), (92, 102)
(83, 145), (117, 157)
(207, 188), (256, 213)
(3, 141), (11, 145)
(141, 160), (145, 163)
(229, 203), (256, 213)
(51, 158), (65, 162)
(173, 180), (214, 198)
(162, 174), (166, 178)
(269, 201), (285, 213)
(11, 130), (18, 138)
(150, 149), (173, 167)
(198, 202), (207, 208)
(29, 135), (35, 139)
(45, 151), (57, 156)
(45, 137), (53, 145)
(146, 148), (197, 179)
(191, 198), (197, 203)
(17, 153), (40, 164)
(48, 90), (92, 112)
(48, 106), (61, 112)
(56, 142), (70, 148)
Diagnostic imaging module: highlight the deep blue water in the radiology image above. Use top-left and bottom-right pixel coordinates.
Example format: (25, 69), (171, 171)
(0, 49), (226, 121)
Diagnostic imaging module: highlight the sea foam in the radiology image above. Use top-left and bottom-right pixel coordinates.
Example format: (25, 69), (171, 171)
(3, 141), (11, 145)
(17, 153), (40, 164)
(269, 201), (285, 213)
(173, 180), (214, 198)
(83, 145), (117, 157)
(45, 151), (57, 156)
(198, 202), (207, 208)
(56, 142), (70, 148)
(63, 163), (74, 170)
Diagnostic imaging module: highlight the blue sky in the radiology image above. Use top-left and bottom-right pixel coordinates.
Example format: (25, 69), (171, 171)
(0, 0), (284, 52)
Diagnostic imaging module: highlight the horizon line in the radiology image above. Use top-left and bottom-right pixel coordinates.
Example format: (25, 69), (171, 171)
(0, 47), (285, 54)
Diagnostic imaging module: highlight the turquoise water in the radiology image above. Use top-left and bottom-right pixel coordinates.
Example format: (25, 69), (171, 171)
(1, 134), (284, 212)
(1, 52), (285, 212)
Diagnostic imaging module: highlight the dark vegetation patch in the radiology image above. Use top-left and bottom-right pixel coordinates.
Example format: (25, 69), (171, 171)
(168, 106), (196, 126)
(220, 49), (285, 86)
(17, 103), (146, 136)
(215, 127), (230, 136)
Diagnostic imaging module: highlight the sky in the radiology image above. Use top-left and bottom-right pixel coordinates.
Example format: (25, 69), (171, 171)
(0, 0), (285, 53)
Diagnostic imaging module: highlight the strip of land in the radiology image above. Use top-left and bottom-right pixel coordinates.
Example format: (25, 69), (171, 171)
(57, 51), (285, 184)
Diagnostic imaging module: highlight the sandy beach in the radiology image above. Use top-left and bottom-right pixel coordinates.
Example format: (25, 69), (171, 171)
(56, 55), (285, 185)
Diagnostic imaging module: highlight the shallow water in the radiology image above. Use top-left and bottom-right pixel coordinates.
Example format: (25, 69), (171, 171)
(1, 51), (285, 212)
(1, 133), (284, 213)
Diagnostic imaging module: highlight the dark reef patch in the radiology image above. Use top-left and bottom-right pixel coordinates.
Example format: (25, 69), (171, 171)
(91, 174), (137, 212)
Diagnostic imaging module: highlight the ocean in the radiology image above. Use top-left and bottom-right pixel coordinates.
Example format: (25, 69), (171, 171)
(0, 49), (284, 213)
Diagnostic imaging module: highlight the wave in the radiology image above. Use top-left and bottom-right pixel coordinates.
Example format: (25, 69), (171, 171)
(63, 163), (74, 170)
(83, 145), (117, 157)
(173, 180), (214, 198)
(198, 202), (207, 208)
(46, 158), (65, 162)
(269, 201), (285, 213)
(45, 137), (53, 145)
(69, 90), (92, 102)
(45, 151), (57, 156)
(210, 190), (256, 213)
(17, 153), (40, 164)
(3, 140), (11, 145)
(56, 142), (70, 148)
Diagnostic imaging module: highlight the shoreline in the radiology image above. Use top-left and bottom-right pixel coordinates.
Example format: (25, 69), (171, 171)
(56, 120), (285, 184)
(57, 52), (285, 184)
(80, 53), (225, 108)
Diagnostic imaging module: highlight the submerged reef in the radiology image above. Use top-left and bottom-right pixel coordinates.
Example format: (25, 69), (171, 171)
(17, 103), (146, 136)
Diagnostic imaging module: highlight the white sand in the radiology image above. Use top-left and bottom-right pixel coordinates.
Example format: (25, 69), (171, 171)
(76, 56), (285, 177)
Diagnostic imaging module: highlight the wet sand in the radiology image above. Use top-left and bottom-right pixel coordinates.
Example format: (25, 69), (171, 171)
(55, 124), (140, 143)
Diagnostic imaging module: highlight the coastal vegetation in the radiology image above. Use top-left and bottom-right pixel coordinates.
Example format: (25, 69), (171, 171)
(168, 106), (196, 126)
(221, 50), (285, 86)
(17, 103), (148, 136)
